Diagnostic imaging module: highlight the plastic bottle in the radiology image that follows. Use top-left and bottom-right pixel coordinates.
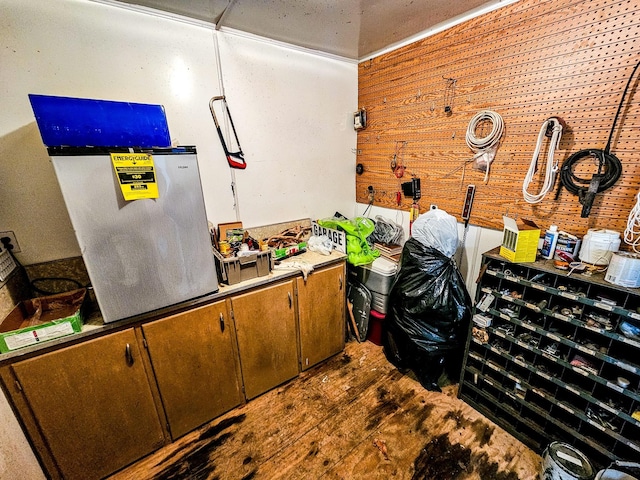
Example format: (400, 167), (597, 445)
(541, 225), (559, 259)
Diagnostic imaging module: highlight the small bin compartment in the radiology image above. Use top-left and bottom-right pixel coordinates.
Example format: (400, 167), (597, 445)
(214, 248), (272, 285)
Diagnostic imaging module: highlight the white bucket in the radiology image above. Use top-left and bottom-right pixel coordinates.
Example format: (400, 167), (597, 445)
(605, 252), (640, 288)
(541, 442), (594, 480)
(579, 229), (621, 265)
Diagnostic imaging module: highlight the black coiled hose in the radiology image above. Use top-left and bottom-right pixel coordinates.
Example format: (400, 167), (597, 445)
(558, 148), (622, 195)
(556, 59), (640, 217)
(556, 149), (622, 217)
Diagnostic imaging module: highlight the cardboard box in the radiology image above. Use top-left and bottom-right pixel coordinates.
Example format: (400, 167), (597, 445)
(0, 289), (87, 353)
(214, 249), (272, 285)
(499, 216), (540, 263)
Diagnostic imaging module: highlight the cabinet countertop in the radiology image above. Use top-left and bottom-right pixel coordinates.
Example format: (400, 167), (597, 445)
(0, 250), (347, 364)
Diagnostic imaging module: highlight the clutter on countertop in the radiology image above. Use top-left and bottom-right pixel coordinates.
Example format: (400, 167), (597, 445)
(307, 235), (332, 255)
(212, 220), (314, 285)
(272, 260), (314, 281)
(317, 216), (379, 266)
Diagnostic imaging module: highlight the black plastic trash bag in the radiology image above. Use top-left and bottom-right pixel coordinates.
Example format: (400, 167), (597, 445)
(383, 236), (472, 391)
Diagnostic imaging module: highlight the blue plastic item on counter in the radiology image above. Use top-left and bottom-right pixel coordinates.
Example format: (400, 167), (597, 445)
(28, 94), (171, 148)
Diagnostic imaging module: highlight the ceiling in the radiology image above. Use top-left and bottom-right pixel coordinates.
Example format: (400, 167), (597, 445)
(109, 0), (510, 60)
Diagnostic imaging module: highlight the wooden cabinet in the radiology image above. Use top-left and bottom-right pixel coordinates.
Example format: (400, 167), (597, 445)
(460, 251), (640, 469)
(0, 257), (347, 480)
(231, 280), (299, 399)
(142, 300), (244, 439)
(297, 263), (346, 370)
(8, 328), (165, 480)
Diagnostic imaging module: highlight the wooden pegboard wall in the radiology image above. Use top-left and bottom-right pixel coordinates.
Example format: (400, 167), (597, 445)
(357, 0), (640, 238)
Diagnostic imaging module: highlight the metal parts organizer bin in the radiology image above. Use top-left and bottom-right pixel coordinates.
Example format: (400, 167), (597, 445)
(459, 248), (640, 470)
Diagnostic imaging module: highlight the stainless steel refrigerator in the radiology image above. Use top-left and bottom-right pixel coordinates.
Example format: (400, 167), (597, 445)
(49, 146), (218, 323)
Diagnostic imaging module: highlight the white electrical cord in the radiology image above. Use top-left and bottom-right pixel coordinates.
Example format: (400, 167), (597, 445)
(522, 117), (563, 203)
(624, 190), (640, 253)
(465, 110), (504, 183)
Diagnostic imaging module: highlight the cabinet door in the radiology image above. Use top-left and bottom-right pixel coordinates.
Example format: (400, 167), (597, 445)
(11, 328), (165, 480)
(142, 301), (243, 439)
(231, 281), (298, 399)
(297, 263), (346, 370)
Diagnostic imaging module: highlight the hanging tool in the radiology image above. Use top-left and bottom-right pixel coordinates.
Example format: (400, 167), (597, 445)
(444, 77), (457, 114)
(209, 96), (247, 169)
(556, 60), (640, 217)
(457, 184), (476, 264)
(522, 117), (564, 204)
(391, 141), (407, 205)
(404, 177), (421, 235)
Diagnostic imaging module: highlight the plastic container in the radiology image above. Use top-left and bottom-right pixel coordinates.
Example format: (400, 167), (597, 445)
(347, 257), (398, 295)
(554, 233), (582, 263)
(579, 229), (621, 265)
(348, 257), (398, 314)
(371, 291), (390, 314)
(367, 309), (385, 345)
(605, 252), (640, 288)
(541, 225), (559, 259)
(29, 94), (171, 148)
(213, 248), (271, 285)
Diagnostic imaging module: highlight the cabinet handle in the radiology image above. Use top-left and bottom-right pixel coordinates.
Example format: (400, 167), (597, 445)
(219, 312), (225, 332)
(288, 292), (292, 308)
(125, 343), (134, 366)
(339, 275), (343, 290)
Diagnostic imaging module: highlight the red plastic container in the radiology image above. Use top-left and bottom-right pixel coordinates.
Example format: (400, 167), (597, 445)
(367, 309), (386, 345)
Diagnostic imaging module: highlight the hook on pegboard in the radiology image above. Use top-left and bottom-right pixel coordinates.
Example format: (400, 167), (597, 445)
(444, 77), (457, 114)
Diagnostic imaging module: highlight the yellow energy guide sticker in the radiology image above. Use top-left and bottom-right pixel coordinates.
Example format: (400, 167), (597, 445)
(111, 153), (159, 200)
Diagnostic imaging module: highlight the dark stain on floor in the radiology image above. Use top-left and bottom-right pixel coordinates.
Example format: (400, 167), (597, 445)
(413, 402), (436, 433)
(153, 414), (246, 480)
(443, 409), (494, 447)
(412, 433), (471, 480)
(412, 434), (521, 480)
(470, 419), (494, 448)
(366, 385), (415, 431)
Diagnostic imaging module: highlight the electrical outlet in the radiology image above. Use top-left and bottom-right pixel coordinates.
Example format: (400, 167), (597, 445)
(0, 231), (21, 253)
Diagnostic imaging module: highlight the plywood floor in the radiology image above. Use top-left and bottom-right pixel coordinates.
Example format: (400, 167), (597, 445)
(109, 340), (542, 480)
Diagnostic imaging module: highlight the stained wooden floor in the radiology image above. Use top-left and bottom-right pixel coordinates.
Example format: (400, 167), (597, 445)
(109, 340), (542, 480)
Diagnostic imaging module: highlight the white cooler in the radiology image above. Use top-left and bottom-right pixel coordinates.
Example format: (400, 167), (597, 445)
(348, 257), (398, 314)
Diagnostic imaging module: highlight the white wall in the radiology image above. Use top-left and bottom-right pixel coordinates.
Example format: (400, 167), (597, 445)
(0, 0), (357, 265)
(0, 0), (356, 476)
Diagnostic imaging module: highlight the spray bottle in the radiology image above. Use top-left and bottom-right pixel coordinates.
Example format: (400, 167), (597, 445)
(541, 225), (559, 259)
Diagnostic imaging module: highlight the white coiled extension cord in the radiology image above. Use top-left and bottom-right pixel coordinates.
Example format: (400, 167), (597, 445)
(466, 110), (504, 183)
(522, 117), (563, 204)
(624, 190), (640, 253)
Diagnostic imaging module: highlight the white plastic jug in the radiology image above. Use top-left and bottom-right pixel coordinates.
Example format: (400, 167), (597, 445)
(579, 229), (620, 265)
